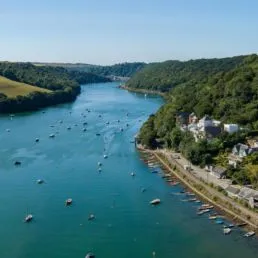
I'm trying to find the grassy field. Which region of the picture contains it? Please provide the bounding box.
[0,76,51,98]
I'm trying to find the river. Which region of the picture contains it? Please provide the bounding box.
[0,82,257,258]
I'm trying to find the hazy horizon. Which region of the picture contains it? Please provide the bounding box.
[1,0,258,65]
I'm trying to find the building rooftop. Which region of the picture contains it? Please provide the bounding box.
[225,185,240,195]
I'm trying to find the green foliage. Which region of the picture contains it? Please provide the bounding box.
[35,62,146,78]
[135,54,258,188]
[138,115,157,149]
[0,62,110,113]
[126,56,246,92]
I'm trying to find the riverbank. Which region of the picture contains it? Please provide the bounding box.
[137,144,258,232]
[118,84,166,98]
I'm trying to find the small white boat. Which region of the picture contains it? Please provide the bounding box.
[223,228,232,235]
[37,179,44,184]
[131,172,136,177]
[197,209,210,215]
[85,253,95,258]
[103,154,108,159]
[66,198,73,206]
[98,162,102,166]
[35,138,40,142]
[150,198,161,205]
[83,128,87,132]
[49,134,55,138]
[88,214,95,220]
[24,214,33,222]
[244,231,255,237]
[98,168,102,172]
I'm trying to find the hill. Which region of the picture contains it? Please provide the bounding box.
[0,76,51,98]
[126,56,246,92]
[136,54,258,187]
[33,62,146,78]
[0,62,110,113]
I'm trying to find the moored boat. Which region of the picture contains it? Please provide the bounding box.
[244,231,255,237]
[24,214,33,222]
[223,227,232,235]
[150,198,161,205]
[197,209,210,215]
[37,179,44,184]
[88,214,95,221]
[85,253,95,258]
[66,198,73,206]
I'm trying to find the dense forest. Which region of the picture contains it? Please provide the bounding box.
[134,54,258,187]
[0,62,110,113]
[34,62,146,78]
[126,56,246,92]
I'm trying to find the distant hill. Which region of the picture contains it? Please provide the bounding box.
[33,62,146,78]
[0,62,110,113]
[126,56,246,92]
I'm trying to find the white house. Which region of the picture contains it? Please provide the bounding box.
[198,115,213,130]
[224,124,239,134]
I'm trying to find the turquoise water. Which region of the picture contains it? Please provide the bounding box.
[0,82,257,258]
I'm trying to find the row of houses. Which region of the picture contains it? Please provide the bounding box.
[176,112,239,142]
[224,185,258,209]
[177,111,258,167]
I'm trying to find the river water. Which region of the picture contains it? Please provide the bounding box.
[0,82,257,258]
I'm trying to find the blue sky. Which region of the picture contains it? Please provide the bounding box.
[0,0,258,64]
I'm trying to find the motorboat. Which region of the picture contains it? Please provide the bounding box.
[197,209,210,215]
[215,219,224,224]
[103,154,108,159]
[244,231,255,237]
[88,214,95,221]
[131,172,136,177]
[49,134,55,138]
[85,253,95,258]
[24,214,33,222]
[150,199,161,205]
[35,138,39,142]
[37,179,44,184]
[98,162,102,166]
[66,198,73,206]
[96,133,101,136]
[223,227,232,235]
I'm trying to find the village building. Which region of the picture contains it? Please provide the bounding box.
[205,165,227,179]
[188,112,198,124]
[225,185,240,198]
[249,195,258,209]
[176,111,191,126]
[210,166,227,179]
[224,124,239,134]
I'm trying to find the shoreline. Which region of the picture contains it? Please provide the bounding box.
[118,84,166,98]
[137,144,258,233]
